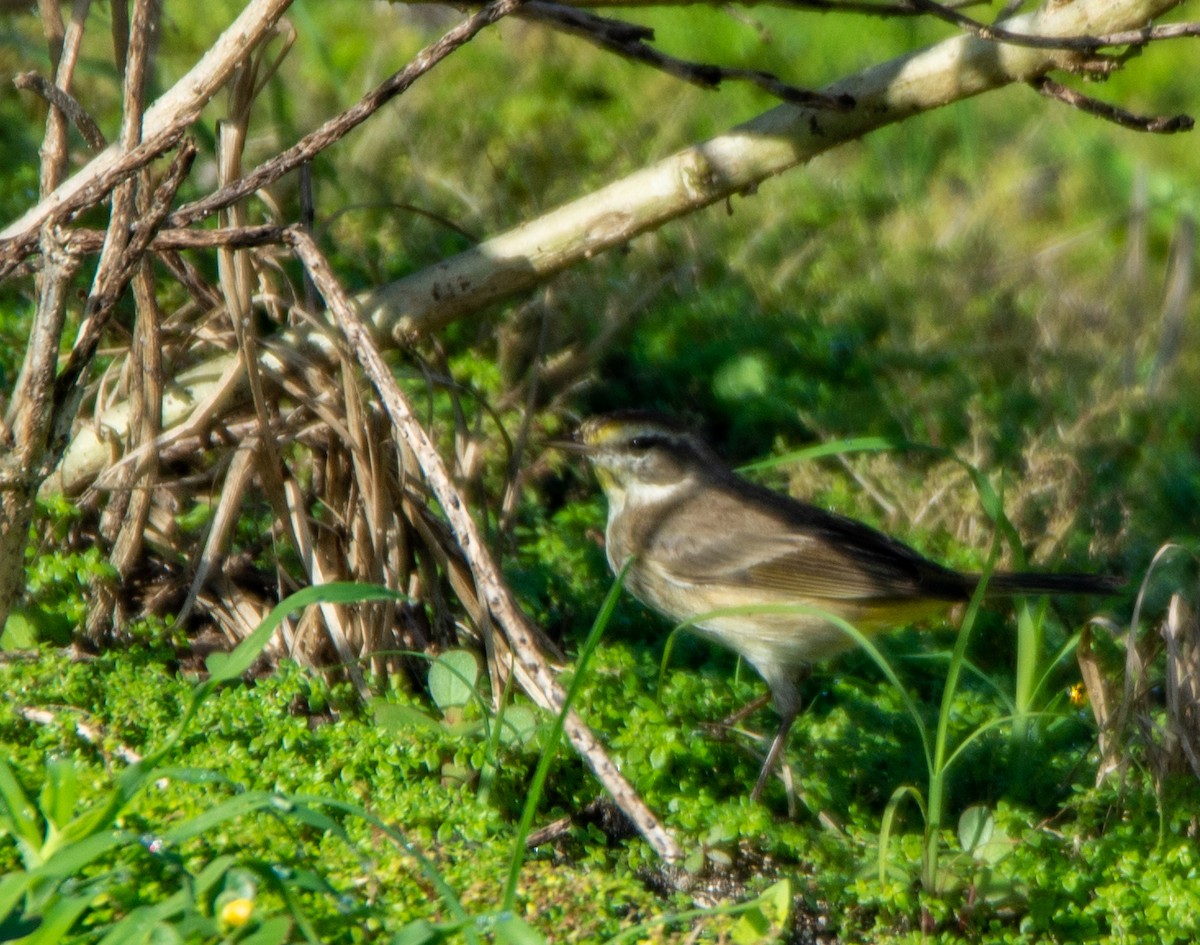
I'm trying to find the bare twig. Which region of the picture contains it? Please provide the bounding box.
[52,139,197,440]
[1,0,295,243]
[14,71,107,151]
[1031,75,1193,134]
[169,0,530,229]
[63,223,290,253]
[37,0,92,196]
[287,226,683,863]
[0,123,189,278]
[524,2,854,109]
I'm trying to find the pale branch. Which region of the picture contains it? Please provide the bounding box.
[523,1,854,109]
[38,0,93,197]
[1030,75,1194,133]
[167,0,530,230]
[14,70,107,151]
[909,0,1200,52]
[363,0,1187,343]
[286,226,684,864]
[0,0,295,243]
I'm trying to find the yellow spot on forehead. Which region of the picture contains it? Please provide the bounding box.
[579,415,674,447]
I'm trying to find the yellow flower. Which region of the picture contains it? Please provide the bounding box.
[219,897,255,928]
[1069,682,1088,708]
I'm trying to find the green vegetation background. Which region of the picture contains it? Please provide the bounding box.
[2,1,1200,942]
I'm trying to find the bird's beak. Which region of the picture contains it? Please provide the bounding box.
[545,436,591,456]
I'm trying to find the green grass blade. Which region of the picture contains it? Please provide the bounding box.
[501,562,629,913]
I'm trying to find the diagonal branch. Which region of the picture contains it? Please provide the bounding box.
[1030,75,1193,134]
[523,1,854,109]
[168,0,530,229]
[0,0,295,244]
[286,226,684,864]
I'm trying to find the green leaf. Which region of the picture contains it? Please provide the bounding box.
[21,894,92,945]
[757,879,792,925]
[206,584,404,683]
[0,612,37,651]
[39,757,80,832]
[372,702,442,734]
[240,916,292,945]
[428,650,479,711]
[36,829,131,881]
[0,757,42,856]
[390,918,443,945]
[494,915,547,945]
[958,805,994,855]
[497,705,538,746]
[161,792,280,843]
[0,873,32,927]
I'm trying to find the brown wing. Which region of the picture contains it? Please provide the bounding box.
[647,476,970,603]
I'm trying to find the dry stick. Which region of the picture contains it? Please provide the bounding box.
[0,123,188,278]
[14,71,107,152]
[51,141,196,453]
[287,227,683,863]
[168,0,529,230]
[1030,75,1193,134]
[1,0,295,243]
[63,224,290,253]
[37,0,92,197]
[524,2,853,109]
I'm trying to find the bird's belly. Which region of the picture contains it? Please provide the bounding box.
[627,573,949,670]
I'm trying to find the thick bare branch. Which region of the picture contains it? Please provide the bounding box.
[364,0,1187,342]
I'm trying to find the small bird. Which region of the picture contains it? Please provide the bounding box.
[570,410,1120,800]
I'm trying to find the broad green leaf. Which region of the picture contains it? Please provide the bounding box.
[730,907,770,945]
[497,705,538,746]
[757,879,792,924]
[0,873,33,928]
[391,918,443,945]
[428,650,479,711]
[21,893,92,945]
[36,829,130,880]
[0,612,37,651]
[372,702,442,734]
[958,805,994,855]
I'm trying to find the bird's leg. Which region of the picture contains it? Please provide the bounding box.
[750,706,798,802]
[749,665,812,802]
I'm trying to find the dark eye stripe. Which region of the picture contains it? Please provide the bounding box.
[628,434,671,451]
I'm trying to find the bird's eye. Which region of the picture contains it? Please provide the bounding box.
[628,436,654,451]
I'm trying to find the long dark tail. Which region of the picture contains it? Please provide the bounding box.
[976,571,1124,597]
